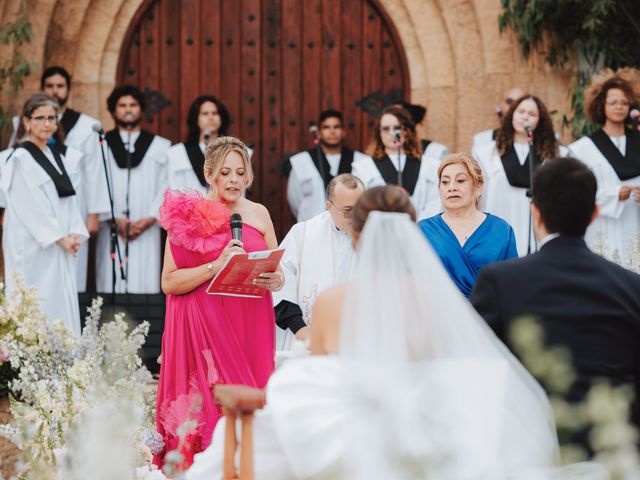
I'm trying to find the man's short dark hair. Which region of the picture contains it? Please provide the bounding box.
[107,84,146,114]
[532,157,597,236]
[40,66,72,90]
[318,109,343,126]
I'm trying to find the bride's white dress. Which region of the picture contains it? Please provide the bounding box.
[186,212,608,480]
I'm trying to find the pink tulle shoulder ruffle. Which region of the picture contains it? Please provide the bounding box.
[159,190,230,253]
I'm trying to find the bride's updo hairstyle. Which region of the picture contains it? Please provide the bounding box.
[204,136,254,188]
[352,185,416,237]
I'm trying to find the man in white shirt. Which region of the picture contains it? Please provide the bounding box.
[284,110,366,222]
[274,173,365,349]
[96,85,170,294]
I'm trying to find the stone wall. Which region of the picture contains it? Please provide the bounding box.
[0,0,575,151]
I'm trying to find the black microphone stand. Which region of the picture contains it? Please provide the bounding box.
[125,126,133,294]
[98,130,126,307]
[525,130,537,255]
[395,132,403,188]
[312,129,327,198]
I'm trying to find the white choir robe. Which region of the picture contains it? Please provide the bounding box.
[569,136,640,258]
[96,131,170,294]
[0,148,13,207]
[9,112,111,291]
[474,141,568,257]
[287,149,367,222]
[351,152,443,221]
[273,211,355,350]
[166,142,209,195]
[0,146,88,336]
[423,140,448,162]
[471,128,495,159]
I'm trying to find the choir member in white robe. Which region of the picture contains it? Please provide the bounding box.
[166,95,233,195]
[274,174,364,350]
[398,101,449,163]
[471,87,525,159]
[475,95,566,257]
[285,110,366,222]
[569,70,640,259]
[1,94,88,336]
[352,105,441,220]
[96,85,170,294]
[7,66,111,291]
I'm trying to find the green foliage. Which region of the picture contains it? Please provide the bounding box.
[499,0,640,139]
[0,1,37,146]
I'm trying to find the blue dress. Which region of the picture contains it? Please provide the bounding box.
[418,213,518,297]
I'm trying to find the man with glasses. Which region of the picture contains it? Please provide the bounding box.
[4,66,110,292]
[274,173,365,349]
[471,87,525,159]
[284,110,367,222]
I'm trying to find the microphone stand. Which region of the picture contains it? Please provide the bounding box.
[312,130,327,198]
[98,130,126,307]
[525,130,537,255]
[125,126,132,294]
[395,133,403,188]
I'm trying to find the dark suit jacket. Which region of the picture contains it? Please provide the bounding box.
[470,235,640,425]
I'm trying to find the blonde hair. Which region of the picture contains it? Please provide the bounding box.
[204,136,254,188]
[438,152,484,207]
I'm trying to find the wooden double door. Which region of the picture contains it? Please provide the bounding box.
[118,0,409,237]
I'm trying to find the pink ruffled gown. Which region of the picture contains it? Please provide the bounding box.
[155,191,275,468]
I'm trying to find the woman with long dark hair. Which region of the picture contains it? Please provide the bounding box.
[569,69,640,259]
[352,105,441,220]
[474,95,566,256]
[166,95,231,194]
[0,93,87,335]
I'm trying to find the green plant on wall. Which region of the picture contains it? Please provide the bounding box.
[0,1,37,147]
[499,0,640,138]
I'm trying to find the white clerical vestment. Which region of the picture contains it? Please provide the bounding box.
[166,142,209,195]
[351,152,442,221]
[96,130,170,294]
[287,149,366,222]
[475,141,568,257]
[569,135,640,258]
[0,145,88,336]
[273,211,355,350]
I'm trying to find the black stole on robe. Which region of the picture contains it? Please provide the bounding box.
[183,142,208,187]
[105,129,155,169]
[19,141,76,197]
[589,128,640,180]
[373,154,420,195]
[306,147,355,188]
[59,108,81,136]
[421,139,432,152]
[500,145,540,189]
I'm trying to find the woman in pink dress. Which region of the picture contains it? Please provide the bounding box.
[155,136,282,469]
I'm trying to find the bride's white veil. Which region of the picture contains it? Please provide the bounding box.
[336,211,581,479]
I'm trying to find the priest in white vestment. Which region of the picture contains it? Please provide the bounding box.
[7,66,110,291]
[569,69,640,259]
[352,106,442,220]
[1,94,88,336]
[285,110,367,222]
[474,95,567,256]
[96,85,170,294]
[274,173,365,350]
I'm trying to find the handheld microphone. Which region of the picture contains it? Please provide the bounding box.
[394,130,402,148]
[524,122,533,140]
[230,213,243,244]
[203,129,212,145]
[309,124,320,145]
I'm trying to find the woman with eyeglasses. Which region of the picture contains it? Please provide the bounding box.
[569,69,640,259]
[351,105,441,220]
[0,93,88,336]
[474,95,567,256]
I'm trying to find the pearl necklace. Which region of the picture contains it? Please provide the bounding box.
[442,212,485,243]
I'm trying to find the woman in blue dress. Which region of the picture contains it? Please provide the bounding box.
[419,152,517,296]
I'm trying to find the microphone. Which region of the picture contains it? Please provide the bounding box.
[230,213,243,244]
[203,129,212,145]
[524,122,533,140]
[394,130,402,148]
[630,109,640,121]
[309,124,320,145]
[92,123,105,141]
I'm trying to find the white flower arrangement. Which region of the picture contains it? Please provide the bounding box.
[0,276,167,480]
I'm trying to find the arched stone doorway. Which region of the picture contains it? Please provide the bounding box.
[116,0,410,236]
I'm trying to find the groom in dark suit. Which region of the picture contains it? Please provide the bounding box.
[470,157,640,427]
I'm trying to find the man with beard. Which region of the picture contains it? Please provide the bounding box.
[284,110,367,222]
[6,66,110,292]
[96,85,170,294]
